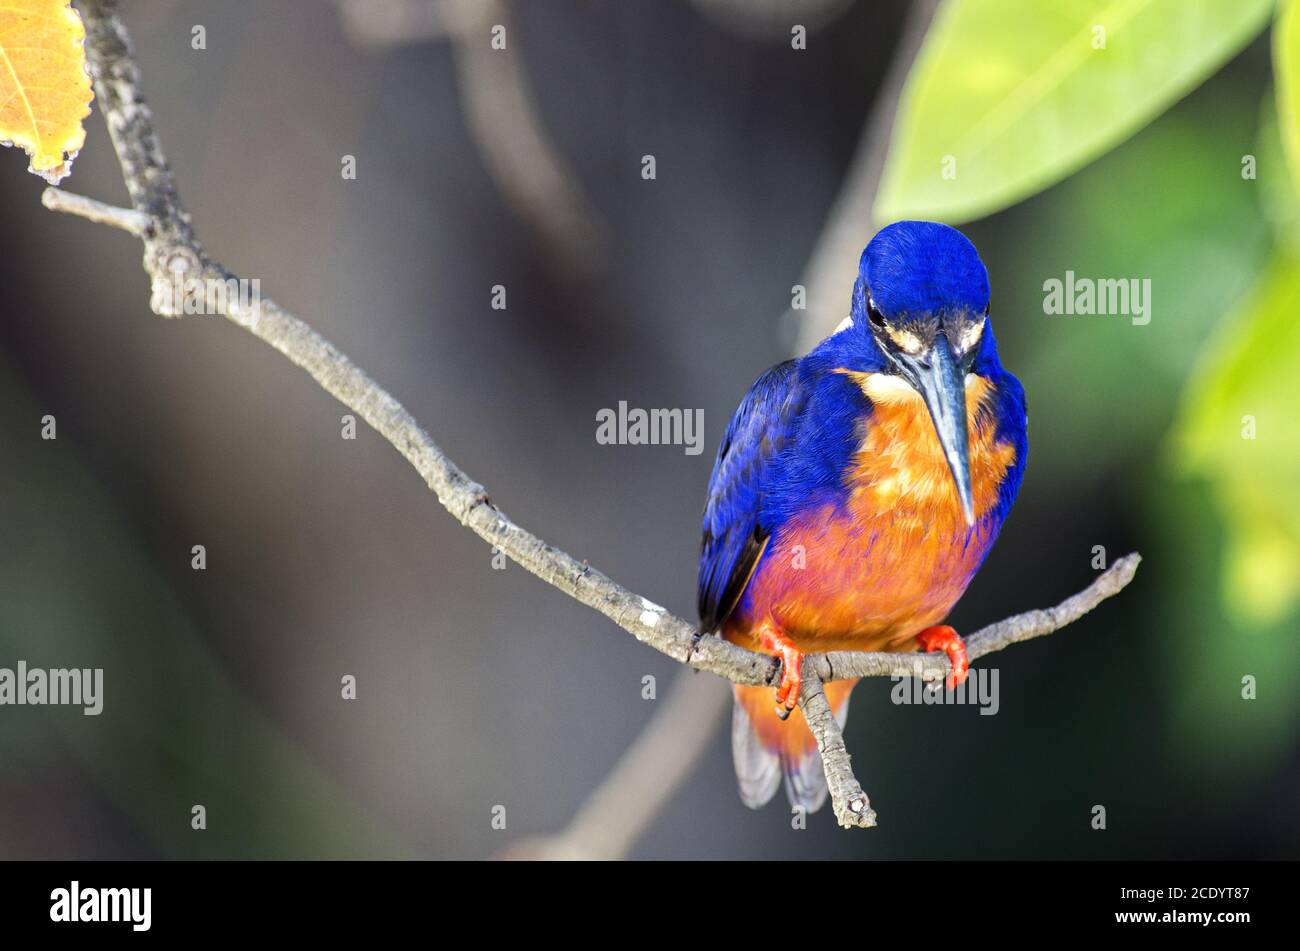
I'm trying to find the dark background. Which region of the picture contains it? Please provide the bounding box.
[0,0,1294,859]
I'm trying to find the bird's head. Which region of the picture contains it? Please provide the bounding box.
[829,220,995,526]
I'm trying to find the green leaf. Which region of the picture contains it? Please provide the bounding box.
[1172,248,1300,623]
[876,0,1273,225]
[994,87,1269,487]
[1274,0,1300,196]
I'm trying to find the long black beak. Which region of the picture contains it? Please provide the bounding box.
[896,333,975,526]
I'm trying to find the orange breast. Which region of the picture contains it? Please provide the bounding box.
[724,373,1016,654]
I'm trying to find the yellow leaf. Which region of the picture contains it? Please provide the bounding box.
[0,0,93,183]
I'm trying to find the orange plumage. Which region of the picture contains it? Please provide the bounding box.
[720,371,1019,810]
[723,373,1016,655]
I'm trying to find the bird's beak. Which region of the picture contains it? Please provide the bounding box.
[897,333,975,526]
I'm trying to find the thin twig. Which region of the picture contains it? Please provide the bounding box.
[815,553,1143,684]
[63,0,1141,831]
[42,186,150,236]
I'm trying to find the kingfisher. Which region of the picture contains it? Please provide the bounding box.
[698,221,1027,811]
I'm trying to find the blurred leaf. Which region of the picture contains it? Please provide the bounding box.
[1254,84,1300,243]
[1274,0,1300,197]
[0,0,93,183]
[993,84,1270,487]
[1172,248,1300,623]
[876,0,1272,224]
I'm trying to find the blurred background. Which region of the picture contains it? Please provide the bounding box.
[0,0,1296,859]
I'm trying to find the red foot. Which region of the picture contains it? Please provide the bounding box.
[759,622,803,720]
[915,625,969,691]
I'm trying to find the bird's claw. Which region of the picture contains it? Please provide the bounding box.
[760,624,803,719]
[916,624,969,691]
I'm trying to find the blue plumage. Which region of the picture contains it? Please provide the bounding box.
[699,220,1026,634]
[698,221,1028,812]
[854,220,991,321]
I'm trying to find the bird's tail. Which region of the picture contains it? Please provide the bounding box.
[731,679,857,812]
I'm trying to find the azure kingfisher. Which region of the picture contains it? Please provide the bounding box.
[698,221,1027,811]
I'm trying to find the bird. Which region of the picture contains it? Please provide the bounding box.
[697,220,1027,812]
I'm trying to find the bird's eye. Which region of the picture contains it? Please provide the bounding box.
[867,298,886,328]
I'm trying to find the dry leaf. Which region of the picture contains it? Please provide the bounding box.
[0,0,94,184]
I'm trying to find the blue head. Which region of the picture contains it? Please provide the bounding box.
[817,221,1001,525]
[853,220,989,324]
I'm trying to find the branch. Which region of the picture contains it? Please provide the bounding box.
[798,672,875,827]
[727,545,1148,830]
[59,0,1141,833]
[41,186,149,235]
[814,552,1144,684]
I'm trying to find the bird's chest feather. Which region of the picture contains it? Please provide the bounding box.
[726,374,1017,653]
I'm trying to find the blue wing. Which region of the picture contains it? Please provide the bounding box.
[698,360,806,632]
